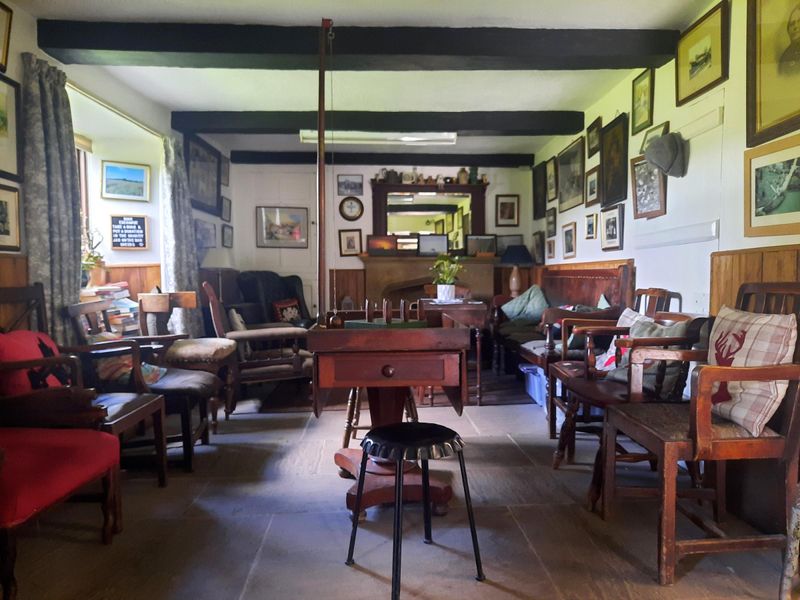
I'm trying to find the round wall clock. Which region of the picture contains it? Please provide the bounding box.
[339,196,363,221]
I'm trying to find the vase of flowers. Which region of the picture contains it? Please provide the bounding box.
[430,254,464,301]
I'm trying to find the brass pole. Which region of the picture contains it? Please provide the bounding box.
[317,18,332,322]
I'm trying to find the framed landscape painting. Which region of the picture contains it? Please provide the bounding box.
[101,161,150,201]
[744,131,800,236]
[557,137,585,213]
[630,155,667,219]
[256,206,308,248]
[185,134,222,216]
[600,113,629,207]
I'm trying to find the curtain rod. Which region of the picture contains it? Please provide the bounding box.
[66,81,164,139]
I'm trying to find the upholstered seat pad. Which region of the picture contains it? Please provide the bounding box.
[166,338,236,363]
[148,367,220,397]
[251,348,312,360]
[93,392,162,422]
[226,326,308,342]
[0,428,119,528]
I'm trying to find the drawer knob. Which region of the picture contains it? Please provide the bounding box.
[381,365,395,378]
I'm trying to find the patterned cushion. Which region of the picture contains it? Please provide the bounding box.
[0,330,67,395]
[165,338,237,363]
[227,308,251,358]
[273,298,301,323]
[87,331,166,386]
[710,305,797,437]
[595,308,654,371]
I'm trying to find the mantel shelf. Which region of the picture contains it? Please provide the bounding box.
[358,255,497,264]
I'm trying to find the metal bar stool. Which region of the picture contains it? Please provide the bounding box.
[345,421,485,599]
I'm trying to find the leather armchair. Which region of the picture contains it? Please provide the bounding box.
[235,270,314,328]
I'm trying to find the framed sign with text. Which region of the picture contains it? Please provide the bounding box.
[110,215,148,250]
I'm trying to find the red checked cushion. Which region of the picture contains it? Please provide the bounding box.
[710,306,797,436]
[0,330,68,396]
[0,428,119,528]
[273,298,301,322]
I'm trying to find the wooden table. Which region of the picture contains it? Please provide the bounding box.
[308,327,470,515]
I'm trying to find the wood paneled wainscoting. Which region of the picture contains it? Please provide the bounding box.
[100,263,162,299]
[0,254,28,327]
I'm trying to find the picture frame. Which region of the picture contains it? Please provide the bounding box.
[418,234,448,257]
[185,133,222,217]
[546,239,555,259]
[101,160,150,202]
[255,206,308,249]
[339,229,362,256]
[221,224,234,248]
[0,182,19,251]
[434,218,445,234]
[677,0,730,107]
[545,157,558,202]
[747,0,800,147]
[585,213,597,239]
[397,234,420,254]
[631,155,667,219]
[462,211,471,235]
[532,231,545,265]
[495,194,520,227]
[445,212,454,233]
[600,113,629,207]
[533,161,547,219]
[743,131,800,237]
[586,116,602,158]
[193,219,216,249]
[110,215,148,250]
[631,68,655,135]
[0,3,12,73]
[0,73,22,182]
[455,206,464,229]
[497,234,524,257]
[600,205,625,251]
[545,207,557,238]
[639,121,670,154]
[221,196,232,222]
[220,155,230,187]
[562,222,577,259]
[465,234,497,257]
[585,165,601,207]
[366,235,398,256]
[337,174,363,196]
[557,136,585,213]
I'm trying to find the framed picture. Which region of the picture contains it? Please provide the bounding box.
[466,234,497,257]
[545,157,558,202]
[101,160,150,202]
[455,206,464,228]
[631,68,655,135]
[339,229,362,256]
[194,219,216,248]
[0,3,12,73]
[546,239,555,259]
[562,222,577,259]
[585,213,597,239]
[747,0,800,147]
[533,161,547,219]
[337,174,363,196]
[397,234,419,254]
[110,215,148,250]
[600,205,624,251]
[366,235,398,256]
[434,218,445,234]
[0,73,22,182]
[255,206,308,248]
[221,155,230,187]
[677,0,730,107]
[443,212,454,233]
[462,211,471,234]
[631,155,667,219]
[0,183,19,251]
[585,165,601,207]
[640,121,670,154]
[744,131,800,237]
[532,231,545,265]
[221,196,232,222]
[557,137,585,213]
[185,134,222,216]
[545,207,557,238]
[600,113,629,207]
[418,234,448,257]
[221,224,234,248]
[495,194,520,227]
[497,234,524,257]
[586,116,602,158]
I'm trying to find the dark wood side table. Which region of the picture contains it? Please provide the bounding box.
[308,327,469,516]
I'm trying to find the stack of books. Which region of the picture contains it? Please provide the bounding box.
[80,282,140,335]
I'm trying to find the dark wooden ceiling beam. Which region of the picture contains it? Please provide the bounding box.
[39,21,678,70]
[230,152,533,168]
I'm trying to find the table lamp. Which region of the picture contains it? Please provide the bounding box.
[501,245,533,298]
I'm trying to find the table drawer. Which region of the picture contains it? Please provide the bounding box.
[317,352,461,388]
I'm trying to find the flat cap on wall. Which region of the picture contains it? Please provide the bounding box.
[645,132,689,178]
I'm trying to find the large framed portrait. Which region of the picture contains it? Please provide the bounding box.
[185,134,222,216]
[0,73,21,182]
[545,157,558,202]
[600,113,629,207]
[630,155,667,219]
[744,131,800,236]
[256,206,308,248]
[631,68,654,135]
[533,161,547,220]
[0,182,19,251]
[676,1,730,106]
[557,137,585,213]
[600,204,624,251]
[747,0,800,147]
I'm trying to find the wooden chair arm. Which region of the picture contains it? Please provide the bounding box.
[226,327,307,343]
[129,334,189,344]
[556,318,618,359]
[0,387,107,429]
[615,336,694,349]
[0,354,84,387]
[573,325,630,337]
[540,307,619,325]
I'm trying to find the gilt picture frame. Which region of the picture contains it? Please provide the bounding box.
[676,1,730,107]
[631,68,655,135]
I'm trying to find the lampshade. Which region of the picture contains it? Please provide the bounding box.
[500,245,533,266]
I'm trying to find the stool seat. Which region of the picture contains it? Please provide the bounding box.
[362,422,464,461]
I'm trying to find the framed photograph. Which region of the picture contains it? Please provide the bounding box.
[562,222,577,259]
[397,234,420,254]
[744,131,800,237]
[462,211,471,234]
[445,212,454,233]
[0,183,19,251]
[185,134,222,216]
[545,207,557,238]
[255,206,308,248]
[532,231,545,265]
[747,0,800,147]
[533,161,547,219]
[631,68,655,135]
[434,218,445,234]
[631,155,667,219]
[366,235,398,256]
[546,239,555,259]
[455,206,464,228]
[640,121,670,154]
[585,213,597,239]
[221,224,234,248]
[110,215,148,250]
[221,155,230,187]
[418,234,448,257]
[0,73,22,182]
[221,196,232,222]
[339,229,362,256]
[677,0,730,107]
[557,137,585,213]
[600,113,629,207]
[194,219,216,248]
[495,194,520,227]
[586,116,602,158]
[0,3,12,73]
[465,234,497,257]
[337,174,363,196]
[546,157,558,202]
[600,205,625,251]
[101,160,150,202]
[497,234,524,257]
[585,165,601,207]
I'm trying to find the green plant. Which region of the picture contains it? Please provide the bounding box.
[81,229,104,271]
[430,254,464,285]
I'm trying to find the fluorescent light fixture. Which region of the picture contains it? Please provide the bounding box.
[299,130,457,146]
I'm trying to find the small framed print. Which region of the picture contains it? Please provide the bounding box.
[677,0,730,107]
[366,234,398,256]
[465,234,497,257]
[0,183,19,251]
[221,155,231,187]
[546,157,558,202]
[194,219,216,249]
[631,68,655,135]
[586,116,602,158]
[256,206,308,249]
[585,213,597,239]
[585,165,601,206]
[532,231,545,265]
[339,229,362,256]
[562,222,577,259]
[600,205,624,251]
[102,161,150,202]
[0,3,11,73]
[0,73,20,182]
[417,234,448,257]
[221,224,234,248]
[640,121,670,154]
[545,207,557,238]
[221,196,232,222]
[546,239,555,259]
[631,155,667,219]
[337,174,363,196]
[495,194,520,227]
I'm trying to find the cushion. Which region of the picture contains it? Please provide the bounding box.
[165,337,237,363]
[87,331,166,386]
[595,308,654,371]
[709,305,797,437]
[228,308,252,359]
[501,285,549,322]
[597,294,611,309]
[0,330,68,396]
[273,298,301,323]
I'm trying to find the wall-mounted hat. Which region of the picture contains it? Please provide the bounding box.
[644,132,689,178]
